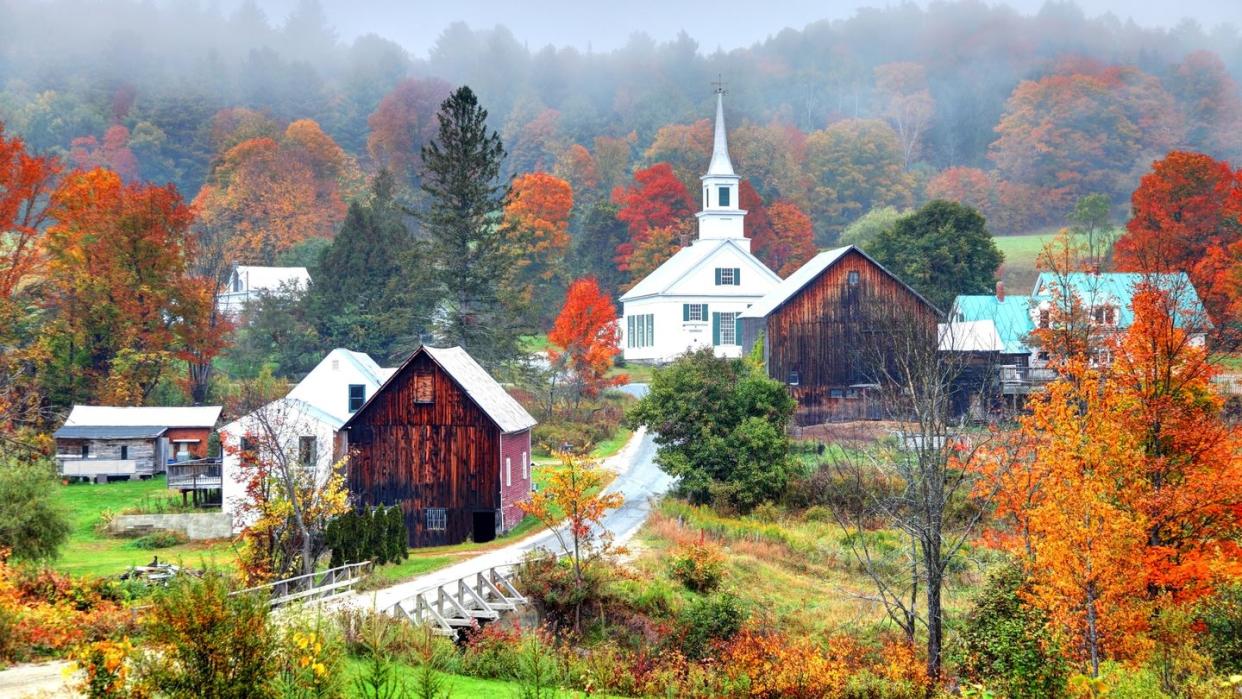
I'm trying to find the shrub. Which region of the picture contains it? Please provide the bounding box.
[516,552,612,634]
[459,621,526,680]
[750,502,784,524]
[0,561,135,664]
[133,572,277,698]
[954,563,1067,699]
[679,593,747,660]
[326,506,407,568]
[1197,583,1242,675]
[275,614,345,699]
[514,631,562,699]
[0,456,71,561]
[668,541,725,593]
[803,505,831,523]
[70,639,135,699]
[132,530,188,550]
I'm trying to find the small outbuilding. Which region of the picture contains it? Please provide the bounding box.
[54,405,223,482]
[341,346,537,548]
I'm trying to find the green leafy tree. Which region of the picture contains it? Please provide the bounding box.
[0,456,70,561]
[868,200,1003,311]
[839,206,905,250]
[956,563,1068,699]
[625,348,795,511]
[418,85,518,368]
[308,170,414,363]
[1067,193,1114,264]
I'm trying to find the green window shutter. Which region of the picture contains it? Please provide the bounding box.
[734,267,741,285]
[701,303,708,319]
[683,304,689,322]
[714,268,722,285]
[711,313,721,346]
[735,315,743,346]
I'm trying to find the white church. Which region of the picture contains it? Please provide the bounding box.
[620,89,781,363]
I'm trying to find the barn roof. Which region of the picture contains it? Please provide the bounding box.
[740,245,940,319]
[63,405,222,429]
[53,425,168,440]
[343,346,537,435]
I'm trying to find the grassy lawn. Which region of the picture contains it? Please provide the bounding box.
[1214,354,1242,372]
[54,476,237,578]
[520,334,553,354]
[611,362,653,384]
[992,227,1124,292]
[633,499,993,637]
[344,657,608,698]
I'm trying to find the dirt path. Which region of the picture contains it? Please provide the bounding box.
[0,660,77,698]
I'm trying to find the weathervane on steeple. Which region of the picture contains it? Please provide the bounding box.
[711,74,728,95]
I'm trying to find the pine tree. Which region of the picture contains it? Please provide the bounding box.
[307,170,413,362]
[572,200,629,301]
[418,86,518,367]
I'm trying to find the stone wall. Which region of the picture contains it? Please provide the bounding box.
[109,512,232,541]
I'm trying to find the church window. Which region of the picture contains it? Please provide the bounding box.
[627,314,655,348]
[713,312,741,346]
[683,303,708,322]
[718,186,730,207]
[715,267,740,286]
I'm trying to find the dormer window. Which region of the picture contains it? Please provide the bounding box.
[348,384,365,412]
[715,267,740,286]
[718,186,730,207]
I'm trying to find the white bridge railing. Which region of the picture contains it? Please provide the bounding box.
[386,566,526,636]
[234,560,373,607]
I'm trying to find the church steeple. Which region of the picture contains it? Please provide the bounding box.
[706,90,735,176]
[696,83,748,248]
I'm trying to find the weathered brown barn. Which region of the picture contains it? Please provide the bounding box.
[341,346,537,548]
[740,245,942,424]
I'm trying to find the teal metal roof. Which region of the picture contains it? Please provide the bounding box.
[950,295,1035,354]
[1031,272,1209,329]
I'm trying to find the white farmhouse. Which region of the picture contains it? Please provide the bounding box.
[620,89,781,363]
[215,265,311,317]
[218,348,394,527]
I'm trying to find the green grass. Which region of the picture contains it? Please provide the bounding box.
[343,656,617,698]
[992,227,1124,292]
[1213,354,1242,372]
[54,476,236,577]
[590,426,632,459]
[611,362,653,384]
[520,334,553,353]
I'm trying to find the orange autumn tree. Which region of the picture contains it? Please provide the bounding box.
[500,171,573,326]
[41,168,213,405]
[756,200,816,277]
[982,284,1242,675]
[193,119,358,264]
[0,123,60,433]
[548,277,625,413]
[623,223,684,291]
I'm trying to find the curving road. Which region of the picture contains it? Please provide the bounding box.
[345,384,672,612]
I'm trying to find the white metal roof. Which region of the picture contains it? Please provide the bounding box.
[938,320,1005,352]
[741,246,851,318]
[233,265,310,291]
[64,405,222,429]
[422,346,537,434]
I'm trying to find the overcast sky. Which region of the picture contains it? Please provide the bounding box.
[244,0,1240,55]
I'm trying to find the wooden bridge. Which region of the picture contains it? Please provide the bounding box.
[233,561,373,607]
[385,566,527,636]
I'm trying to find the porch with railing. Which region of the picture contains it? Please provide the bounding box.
[166,458,223,491]
[998,365,1058,395]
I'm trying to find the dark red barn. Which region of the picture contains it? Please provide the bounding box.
[341,345,537,547]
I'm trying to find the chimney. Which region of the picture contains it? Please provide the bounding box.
[996,280,1005,302]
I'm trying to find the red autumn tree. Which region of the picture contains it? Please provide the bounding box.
[1114,151,1242,326]
[501,171,574,325]
[69,125,138,182]
[548,277,625,410]
[757,201,816,277]
[42,169,214,404]
[366,77,453,182]
[612,163,694,273]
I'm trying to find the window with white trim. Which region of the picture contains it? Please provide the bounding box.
[298,436,316,467]
[685,303,706,322]
[522,451,529,480]
[715,311,740,346]
[626,314,655,348]
[505,456,512,487]
[425,508,446,532]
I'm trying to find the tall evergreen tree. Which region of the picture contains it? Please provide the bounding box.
[418,86,518,367]
[307,170,414,362]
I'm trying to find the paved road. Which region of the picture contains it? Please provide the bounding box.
[347,408,670,612]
